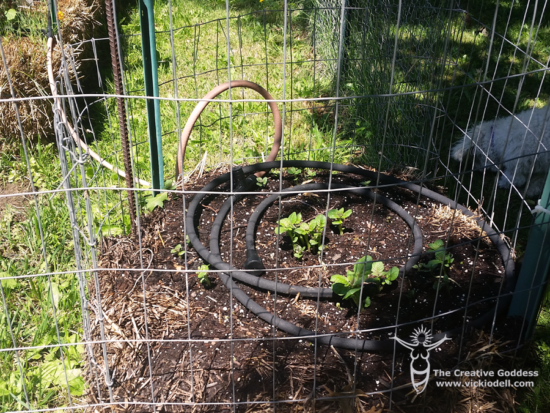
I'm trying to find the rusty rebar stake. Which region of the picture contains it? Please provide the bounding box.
[105,0,137,236]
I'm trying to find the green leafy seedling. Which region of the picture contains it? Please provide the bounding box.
[371,262,399,286]
[327,208,352,235]
[331,256,374,308]
[360,180,371,186]
[295,214,326,252]
[307,214,326,251]
[275,212,327,258]
[287,167,302,179]
[275,212,303,258]
[305,169,317,178]
[275,212,301,241]
[331,256,399,308]
[413,239,456,292]
[171,244,185,257]
[197,264,211,287]
[295,221,312,251]
[256,176,268,188]
[293,244,305,259]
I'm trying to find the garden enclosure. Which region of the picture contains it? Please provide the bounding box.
[0,0,550,411]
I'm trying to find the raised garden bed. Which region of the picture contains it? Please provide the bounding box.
[87,163,518,411]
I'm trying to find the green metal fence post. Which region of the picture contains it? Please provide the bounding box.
[139,0,164,193]
[508,169,550,340]
[49,0,58,33]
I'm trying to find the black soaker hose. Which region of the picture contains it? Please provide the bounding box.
[208,183,423,297]
[186,161,516,351]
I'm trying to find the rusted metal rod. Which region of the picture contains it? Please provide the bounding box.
[105,0,137,235]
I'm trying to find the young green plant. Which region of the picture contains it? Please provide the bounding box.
[327,207,352,235]
[305,168,317,179]
[171,244,185,257]
[197,264,211,287]
[413,239,456,292]
[286,167,302,180]
[274,212,327,258]
[330,256,399,308]
[256,176,268,188]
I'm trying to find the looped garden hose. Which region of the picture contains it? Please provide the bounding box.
[176,80,282,179]
[186,161,516,351]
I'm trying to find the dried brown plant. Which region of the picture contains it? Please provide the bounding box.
[0,0,101,144]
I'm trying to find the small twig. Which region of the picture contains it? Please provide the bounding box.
[202,204,219,214]
[127,249,154,296]
[130,315,141,340]
[331,345,352,384]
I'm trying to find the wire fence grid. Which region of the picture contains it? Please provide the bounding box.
[1,0,549,411]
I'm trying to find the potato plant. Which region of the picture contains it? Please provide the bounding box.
[413,239,456,292]
[197,264,211,287]
[330,256,399,308]
[327,208,352,235]
[274,212,327,258]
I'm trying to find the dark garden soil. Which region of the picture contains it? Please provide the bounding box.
[87,167,523,413]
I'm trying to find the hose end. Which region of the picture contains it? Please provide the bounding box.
[244,249,266,276]
[231,166,247,192]
[231,166,257,193]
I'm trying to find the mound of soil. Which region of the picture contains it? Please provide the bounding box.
[87,167,520,412]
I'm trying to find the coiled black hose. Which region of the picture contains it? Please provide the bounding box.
[208,183,423,297]
[186,161,515,351]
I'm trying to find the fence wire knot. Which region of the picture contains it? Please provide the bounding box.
[76,153,90,164]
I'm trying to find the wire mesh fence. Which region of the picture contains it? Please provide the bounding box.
[1,0,549,411]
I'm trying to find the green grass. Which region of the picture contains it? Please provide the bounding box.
[316,0,550,249]
[89,0,349,190]
[0,3,46,38]
[0,143,86,411]
[436,2,550,251]
[517,293,550,412]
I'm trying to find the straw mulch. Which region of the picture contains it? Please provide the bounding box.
[0,0,101,144]
[85,182,527,412]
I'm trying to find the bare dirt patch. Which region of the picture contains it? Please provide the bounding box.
[0,181,30,221]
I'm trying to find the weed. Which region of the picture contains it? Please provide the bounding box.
[327,208,352,235]
[0,194,85,409]
[145,192,168,212]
